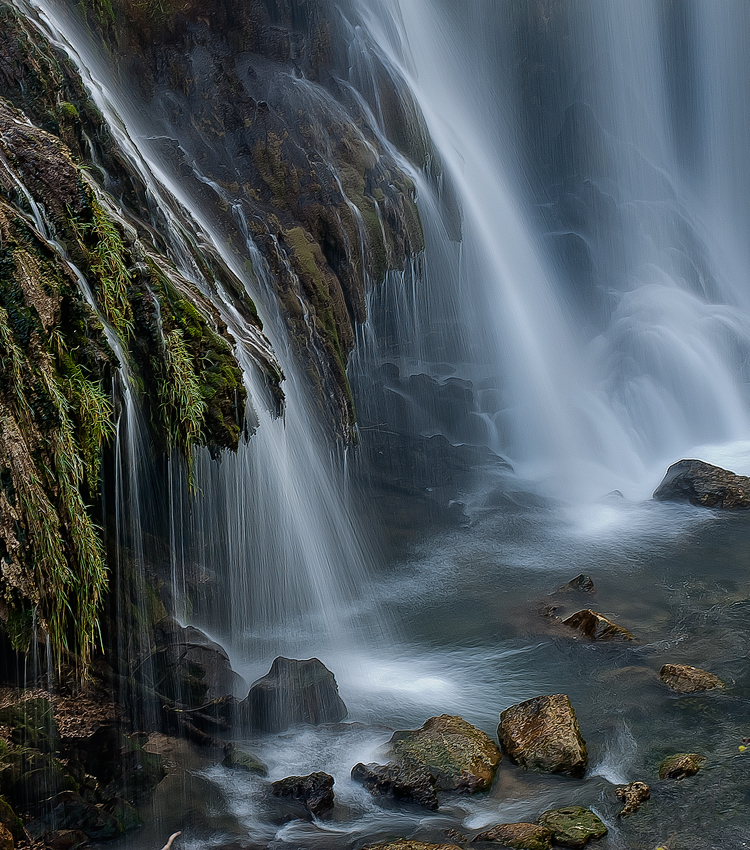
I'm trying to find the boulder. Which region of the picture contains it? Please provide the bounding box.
[351,761,438,810]
[270,772,334,818]
[27,791,121,841]
[615,781,650,817]
[0,747,73,810]
[361,843,463,850]
[222,747,268,775]
[240,657,347,733]
[43,831,90,850]
[473,822,552,848]
[562,610,634,641]
[0,824,11,850]
[653,459,750,509]
[498,695,587,777]
[148,618,246,709]
[658,753,705,780]
[659,664,724,694]
[389,714,501,792]
[0,697,60,753]
[536,807,607,848]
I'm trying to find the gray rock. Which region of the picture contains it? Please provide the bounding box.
[270,771,334,818]
[351,761,438,810]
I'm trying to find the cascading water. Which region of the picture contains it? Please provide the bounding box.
[349,0,750,502]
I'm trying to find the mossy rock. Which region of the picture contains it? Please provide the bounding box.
[222,748,268,776]
[659,664,724,694]
[536,807,607,848]
[0,697,60,753]
[389,714,501,793]
[658,753,705,780]
[361,842,463,850]
[473,822,552,848]
[0,746,75,810]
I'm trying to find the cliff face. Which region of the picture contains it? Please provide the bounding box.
[0,0,425,674]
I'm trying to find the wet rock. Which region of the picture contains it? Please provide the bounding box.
[0,697,60,753]
[559,575,596,593]
[351,761,438,810]
[101,797,142,833]
[27,791,121,841]
[361,842,463,850]
[444,829,467,844]
[270,771,334,818]
[653,459,750,509]
[615,781,650,817]
[44,831,90,850]
[659,664,725,694]
[388,714,502,792]
[472,822,552,848]
[222,747,268,776]
[148,618,246,709]
[562,610,634,641]
[658,753,705,780]
[498,694,588,777]
[241,657,347,733]
[537,807,608,848]
[0,747,73,810]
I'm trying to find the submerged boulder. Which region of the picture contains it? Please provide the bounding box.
[615,781,650,817]
[559,575,596,594]
[351,761,438,810]
[498,694,587,777]
[659,664,725,694]
[241,657,347,733]
[270,772,334,818]
[658,753,705,780]
[472,822,552,848]
[562,610,634,641]
[653,459,750,509]
[536,807,607,848]
[389,714,501,793]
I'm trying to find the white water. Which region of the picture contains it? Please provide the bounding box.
[350,0,750,502]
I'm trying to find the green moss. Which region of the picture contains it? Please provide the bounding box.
[58,101,79,120]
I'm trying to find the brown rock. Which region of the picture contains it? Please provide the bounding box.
[659,664,724,694]
[497,694,587,777]
[389,714,502,792]
[653,459,750,508]
[473,822,552,848]
[361,843,463,850]
[562,610,634,641]
[0,824,12,850]
[615,781,650,817]
[658,753,705,780]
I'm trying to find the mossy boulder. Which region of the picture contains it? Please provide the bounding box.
[562,610,634,641]
[222,747,268,776]
[658,753,705,780]
[389,714,502,793]
[498,694,587,777]
[536,807,607,848]
[270,771,334,818]
[26,790,121,841]
[0,697,59,753]
[0,746,74,810]
[473,822,552,848]
[659,664,724,694]
[653,459,750,508]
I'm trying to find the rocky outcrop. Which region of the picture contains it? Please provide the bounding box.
[240,656,347,733]
[498,694,587,777]
[536,807,607,848]
[562,610,634,641]
[659,664,724,694]
[351,761,438,810]
[658,753,705,780]
[270,771,334,818]
[473,822,552,848]
[388,714,501,793]
[653,459,750,509]
[615,781,650,817]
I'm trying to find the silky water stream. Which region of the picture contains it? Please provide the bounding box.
[11,0,750,848]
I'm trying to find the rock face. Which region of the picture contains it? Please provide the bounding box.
[270,772,334,818]
[659,664,725,694]
[498,695,588,777]
[615,781,650,817]
[389,714,502,793]
[653,459,750,508]
[351,761,439,810]
[473,822,552,848]
[562,610,634,641]
[658,753,705,780]
[536,807,607,848]
[240,657,347,733]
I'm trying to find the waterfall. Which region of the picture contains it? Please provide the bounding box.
[350,0,750,502]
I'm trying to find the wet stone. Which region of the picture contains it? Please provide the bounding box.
[361,842,463,850]
[658,753,705,780]
[222,747,268,775]
[473,822,553,849]
[562,609,634,641]
[653,459,750,508]
[659,664,725,694]
[351,761,438,810]
[536,807,608,848]
[270,771,334,818]
[559,574,596,593]
[615,781,650,817]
